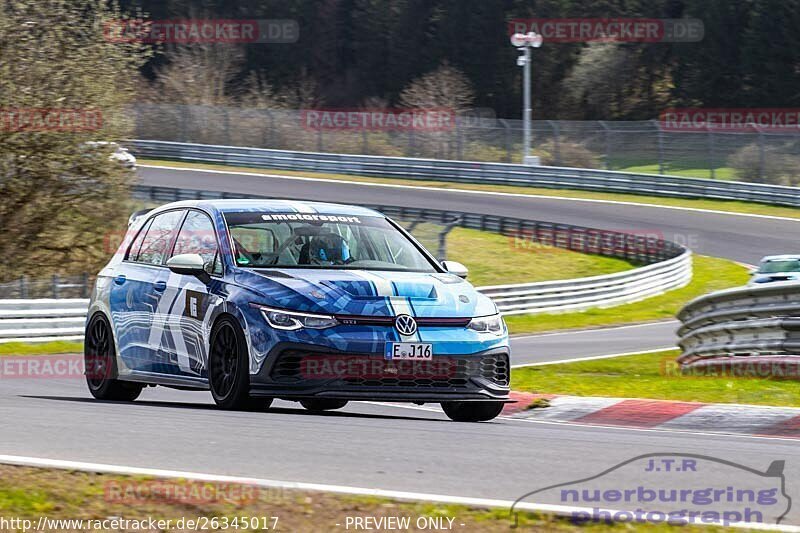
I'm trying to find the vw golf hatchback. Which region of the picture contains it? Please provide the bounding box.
[85,200,510,421]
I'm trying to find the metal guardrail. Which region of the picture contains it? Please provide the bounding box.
[483,251,691,315]
[677,282,800,369]
[131,140,800,208]
[0,299,88,343]
[0,186,692,342]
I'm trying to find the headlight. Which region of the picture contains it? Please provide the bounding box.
[256,305,338,331]
[467,314,505,335]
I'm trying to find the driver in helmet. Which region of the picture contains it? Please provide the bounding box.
[308,233,351,265]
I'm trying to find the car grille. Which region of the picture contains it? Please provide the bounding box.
[270,350,509,388]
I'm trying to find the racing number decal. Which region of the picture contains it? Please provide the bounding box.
[184,290,207,321]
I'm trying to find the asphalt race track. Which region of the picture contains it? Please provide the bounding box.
[3,165,799,525]
[139,165,799,264]
[2,378,799,524]
[509,321,679,367]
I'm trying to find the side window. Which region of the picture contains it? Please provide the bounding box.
[126,218,153,261]
[137,210,185,266]
[230,225,276,258]
[172,210,223,275]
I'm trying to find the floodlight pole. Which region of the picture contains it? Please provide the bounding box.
[522,45,532,162]
[511,32,543,165]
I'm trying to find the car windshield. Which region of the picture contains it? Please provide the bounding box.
[759,260,800,274]
[223,211,438,272]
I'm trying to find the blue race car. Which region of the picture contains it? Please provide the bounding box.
[85,200,510,421]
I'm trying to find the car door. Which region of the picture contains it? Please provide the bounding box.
[159,209,224,379]
[110,209,186,374]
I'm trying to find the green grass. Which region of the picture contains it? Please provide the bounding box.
[141,158,800,220]
[0,464,747,531]
[2,464,736,532]
[505,255,749,335]
[452,228,632,286]
[512,349,800,407]
[410,225,633,287]
[618,164,737,180]
[0,341,82,356]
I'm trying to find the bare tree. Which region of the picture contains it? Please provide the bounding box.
[399,62,475,112]
[239,71,283,109]
[151,44,245,105]
[360,96,390,109]
[560,42,672,119]
[0,0,150,280]
[398,62,475,158]
[276,70,324,109]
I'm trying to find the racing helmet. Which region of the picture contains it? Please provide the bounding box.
[309,233,350,264]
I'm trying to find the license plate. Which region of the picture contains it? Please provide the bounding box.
[386,342,433,360]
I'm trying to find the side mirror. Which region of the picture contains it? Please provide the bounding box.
[167,254,211,283]
[441,260,468,279]
[749,267,758,276]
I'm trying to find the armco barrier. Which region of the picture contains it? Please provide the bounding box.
[482,251,691,315]
[677,282,800,369]
[0,299,88,342]
[0,188,692,342]
[131,140,800,208]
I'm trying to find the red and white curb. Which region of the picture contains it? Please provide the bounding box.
[504,392,800,438]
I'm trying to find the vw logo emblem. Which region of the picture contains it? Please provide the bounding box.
[395,314,418,336]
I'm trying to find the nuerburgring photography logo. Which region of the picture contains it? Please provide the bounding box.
[511,453,791,527]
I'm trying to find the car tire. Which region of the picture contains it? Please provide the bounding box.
[209,316,260,410]
[299,399,348,412]
[441,401,504,422]
[84,314,143,402]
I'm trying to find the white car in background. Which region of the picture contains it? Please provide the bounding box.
[748,255,800,285]
[83,141,137,169]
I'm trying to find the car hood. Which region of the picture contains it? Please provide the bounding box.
[236,268,497,318]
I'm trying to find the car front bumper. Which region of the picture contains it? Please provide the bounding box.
[249,342,511,402]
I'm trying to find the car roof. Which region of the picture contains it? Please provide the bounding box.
[148,199,385,218]
[760,255,800,262]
